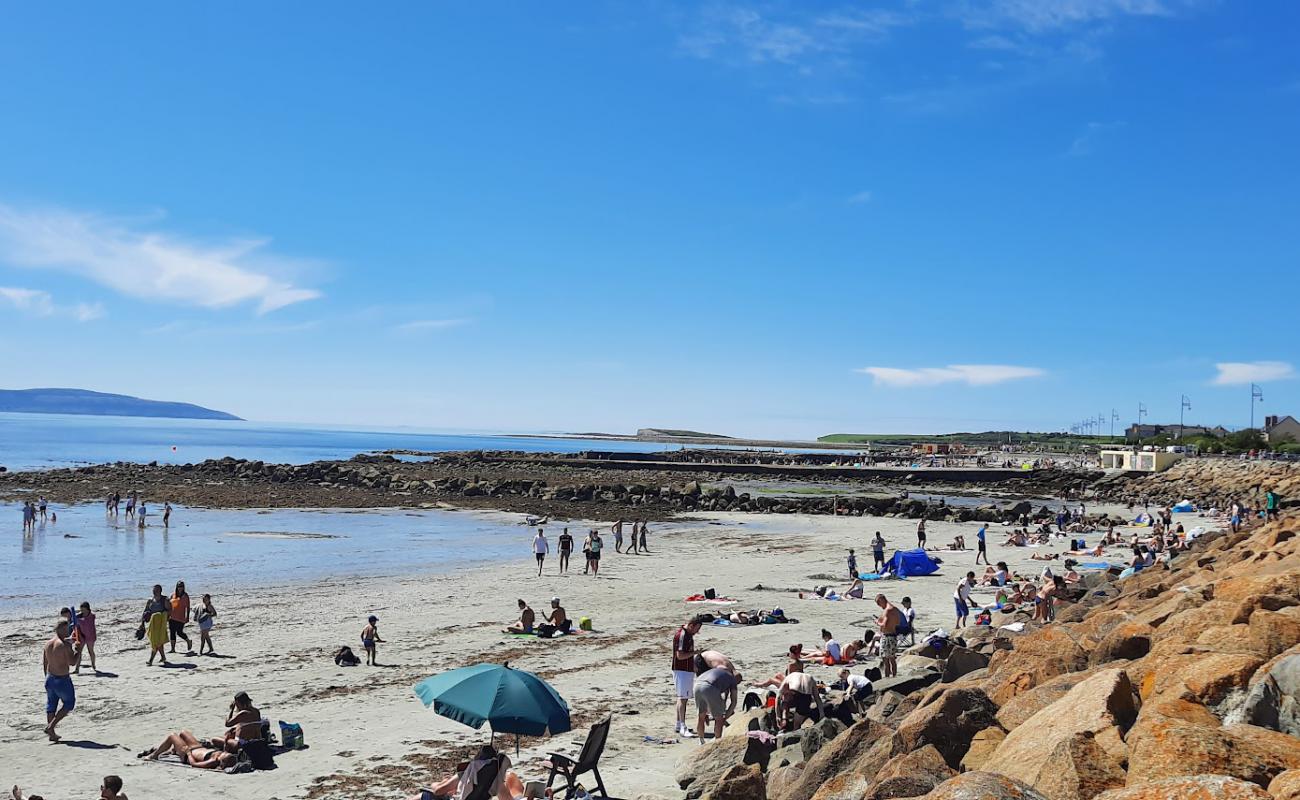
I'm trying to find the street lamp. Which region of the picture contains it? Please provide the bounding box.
[1251,384,1264,430]
[1179,395,1192,440]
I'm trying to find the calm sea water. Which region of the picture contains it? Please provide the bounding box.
[1,502,560,611]
[0,412,731,472]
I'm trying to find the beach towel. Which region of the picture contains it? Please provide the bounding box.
[685,595,738,604]
[1080,562,1114,570]
[856,573,882,581]
[146,612,168,649]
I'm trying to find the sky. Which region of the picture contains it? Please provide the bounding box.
[0,1,1297,439]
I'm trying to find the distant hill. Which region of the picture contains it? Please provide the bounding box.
[636,428,733,439]
[0,388,242,421]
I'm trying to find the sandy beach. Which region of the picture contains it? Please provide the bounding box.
[0,500,1186,799]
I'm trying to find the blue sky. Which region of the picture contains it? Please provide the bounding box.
[0,1,1297,439]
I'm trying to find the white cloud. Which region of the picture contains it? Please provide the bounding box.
[1068,120,1126,156]
[847,190,873,204]
[857,364,1046,387]
[959,0,1173,34]
[1212,361,1296,386]
[395,318,470,333]
[0,285,103,322]
[679,4,913,69]
[0,204,322,314]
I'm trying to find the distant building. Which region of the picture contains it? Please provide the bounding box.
[1100,449,1185,472]
[1124,423,1229,442]
[1264,415,1300,444]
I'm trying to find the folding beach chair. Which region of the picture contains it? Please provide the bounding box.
[545,715,612,799]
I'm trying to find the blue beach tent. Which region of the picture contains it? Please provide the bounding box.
[888,549,940,578]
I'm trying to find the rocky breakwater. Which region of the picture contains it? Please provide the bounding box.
[1,454,1096,524]
[666,512,1300,800]
[1098,458,1300,512]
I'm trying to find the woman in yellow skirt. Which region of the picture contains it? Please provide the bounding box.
[142,584,171,666]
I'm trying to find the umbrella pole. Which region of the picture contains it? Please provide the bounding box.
[515,732,520,757]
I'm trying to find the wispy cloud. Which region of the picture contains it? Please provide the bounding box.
[1212,361,1296,386]
[955,0,1175,34]
[0,286,104,322]
[394,318,470,333]
[0,203,322,314]
[678,4,913,69]
[1067,120,1126,156]
[857,364,1046,387]
[847,190,873,205]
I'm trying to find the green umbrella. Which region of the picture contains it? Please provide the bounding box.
[413,663,571,752]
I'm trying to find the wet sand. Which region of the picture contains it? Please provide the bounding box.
[0,503,1194,799]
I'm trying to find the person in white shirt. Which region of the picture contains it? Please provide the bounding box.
[531,529,549,577]
[954,571,975,628]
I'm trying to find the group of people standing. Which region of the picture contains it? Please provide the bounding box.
[104,491,172,528]
[530,519,651,577]
[20,496,52,531]
[139,581,218,666]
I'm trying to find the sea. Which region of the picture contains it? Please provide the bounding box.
[0,413,841,610]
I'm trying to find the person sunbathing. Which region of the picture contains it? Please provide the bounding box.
[210,691,263,753]
[1029,552,1059,561]
[949,535,966,550]
[412,746,552,800]
[1002,530,1027,547]
[139,731,237,769]
[504,599,535,634]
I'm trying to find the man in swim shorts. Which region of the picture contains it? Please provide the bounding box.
[43,618,76,741]
[672,616,703,737]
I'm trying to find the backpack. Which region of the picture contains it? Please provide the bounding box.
[241,738,278,770]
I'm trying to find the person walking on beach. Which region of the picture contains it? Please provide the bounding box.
[361,615,384,666]
[628,521,640,554]
[38,496,47,522]
[73,601,97,674]
[581,530,593,574]
[871,532,886,573]
[137,500,147,529]
[125,494,136,521]
[42,618,76,741]
[612,520,625,553]
[532,529,549,577]
[975,525,989,565]
[557,528,573,574]
[916,519,927,549]
[638,519,649,552]
[142,585,170,666]
[954,572,975,629]
[169,581,193,654]
[875,594,901,678]
[588,529,603,575]
[672,617,703,738]
[195,594,217,655]
[163,502,172,528]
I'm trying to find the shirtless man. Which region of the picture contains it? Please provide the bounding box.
[42,620,76,741]
[875,594,902,678]
[505,599,536,634]
[12,775,127,800]
[698,649,737,675]
[542,598,569,633]
[776,666,824,731]
[611,520,625,554]
[211,691,262,752]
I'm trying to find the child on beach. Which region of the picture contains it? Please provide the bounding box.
[361,615,384,665]
[73,602,97,674]
[847,549,858,579]
[195,594,217,655]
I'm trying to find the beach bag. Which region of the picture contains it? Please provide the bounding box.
[334,646,360,666]
[278,721,304,750]
[703,587,717,600]
[242,738,278,769]
[578,617,592,631]
[134,624,146,641]
[537,623,557,639]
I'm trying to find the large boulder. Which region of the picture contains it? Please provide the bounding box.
[985,626,1090,705]
[1089,621,1154,666]
[920,772,1049,799]
[984,669,1138,785]
[701,764,766,800]
[1268,770,1300,800]
[960,727,1006,772]
[767,765,804,800]
[1091,775,1271,799]
[997,667,1111,732]
[675,736,752,799]
[864,745,955,800]
[1225,653,1300,735]
[1125,697,1300,788]
[800,717,847,761]
[1135,649,1265,707]
[776,719,895,800]
[942,647,991,682]
[894,687,1000,769]
[1027,731,1127,800]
